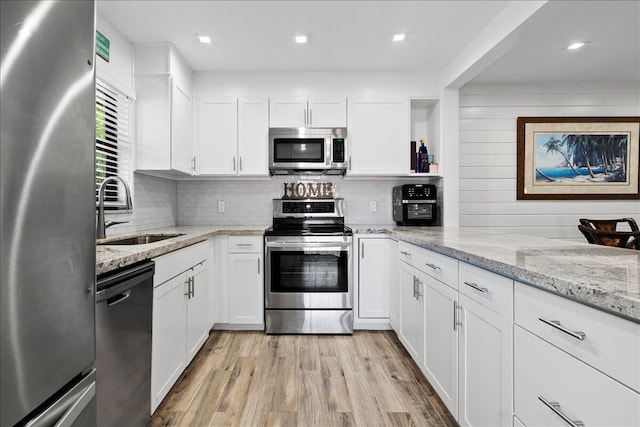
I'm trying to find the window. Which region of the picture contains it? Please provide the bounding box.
[95,80,132,209]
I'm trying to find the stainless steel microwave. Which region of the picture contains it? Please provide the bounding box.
[269,128,348,175]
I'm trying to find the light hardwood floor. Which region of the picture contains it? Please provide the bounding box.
[151,331,456,427]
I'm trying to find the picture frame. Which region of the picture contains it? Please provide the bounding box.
[516,117,640,200]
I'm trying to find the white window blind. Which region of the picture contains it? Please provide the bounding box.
[95,80,132,208]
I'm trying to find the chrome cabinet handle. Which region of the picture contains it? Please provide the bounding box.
[239,156,243,171]
[453,301,463,331]
[236,243,253,247]
[348,156,352,170]
[412,276,417,298]
[233,156,236,171]
[464,281,488,293]
[539,317,586,341]
[309,109,312,126]
[538,396,584,427]
[191,156,197,172]
[185,278,191,298]
[400,251,410,256]
[191,277,195,298]
[361,242,365,258]
[257,258,260,274]
[415,278,422,299]
[425,262,441,270]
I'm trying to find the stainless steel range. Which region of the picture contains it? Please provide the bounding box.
[264,198,353,334]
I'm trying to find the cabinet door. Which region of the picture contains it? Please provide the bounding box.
[308,98,347,128]
[388,240,399,330]
[398,262,424,364]
[135,76,171,170]
[347,98,409,175]
[151,273,187,413]
[238,98,269,176]
[185,262,209,364]
[269,97,307,127]
[358,238,389,318]
[423,275,458,417]
[228,253,264,324]
[196,97,238,175]
[171,85,192,174]
[458,293,512,427]
[514,325,640,427]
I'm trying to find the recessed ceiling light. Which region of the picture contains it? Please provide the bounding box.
[567,42,585,50]
[393,34,406,42]
[295,35,307,44]
[198,35,211,44]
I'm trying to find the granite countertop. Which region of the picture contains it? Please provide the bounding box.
[354,226,640,324]
[96,225,267,275]
[96,224,640,323]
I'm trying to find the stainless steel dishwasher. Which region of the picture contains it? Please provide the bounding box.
[96,261,154,427]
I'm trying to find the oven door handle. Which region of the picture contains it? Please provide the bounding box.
[265,241,351,250]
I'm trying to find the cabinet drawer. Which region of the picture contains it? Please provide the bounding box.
[228,236,262,253]
[515,282,640,393]
[459,262,513,318]
[398,241,458,287]
[514,326,639,427]
[154,241,208,286]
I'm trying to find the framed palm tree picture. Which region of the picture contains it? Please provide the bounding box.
[517,117,640,200]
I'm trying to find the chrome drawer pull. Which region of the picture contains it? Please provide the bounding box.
[464,281,488,293]
[538,396,584,427]
[400,251,410,256]
[425,262,440,270]
[236,243,253,247]
[539,317,586,341]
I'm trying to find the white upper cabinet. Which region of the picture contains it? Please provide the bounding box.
[347,98,409,175]
[194,97,269,176]
[269,97,346,128]
[134,43,193,175]
[238,98,269,176]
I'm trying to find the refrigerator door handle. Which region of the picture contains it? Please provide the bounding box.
[53,381,95,427]
[25,369,96,427]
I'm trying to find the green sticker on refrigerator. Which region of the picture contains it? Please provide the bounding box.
[96,30,110,62]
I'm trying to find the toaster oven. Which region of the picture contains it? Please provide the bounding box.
[392,184,438,226]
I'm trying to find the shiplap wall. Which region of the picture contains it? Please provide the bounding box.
[459,83,640,241]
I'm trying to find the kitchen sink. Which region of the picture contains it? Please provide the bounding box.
[97,233,185,246]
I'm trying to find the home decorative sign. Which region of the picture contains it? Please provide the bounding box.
[516,117,640,200]
[283,182,334,199]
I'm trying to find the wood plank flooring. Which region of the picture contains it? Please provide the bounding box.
[151,331,456,427]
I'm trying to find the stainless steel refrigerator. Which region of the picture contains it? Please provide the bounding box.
[1,1,97,425]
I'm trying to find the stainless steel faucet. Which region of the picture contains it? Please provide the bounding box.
[96,176,133,239]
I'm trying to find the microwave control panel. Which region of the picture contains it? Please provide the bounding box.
[332,138,345,163]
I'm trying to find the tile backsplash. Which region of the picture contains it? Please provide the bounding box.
[177,176,442,226]
[102,173,178,235]
[102,173,442,233]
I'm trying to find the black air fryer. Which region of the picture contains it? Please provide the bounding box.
[392,184,437,226]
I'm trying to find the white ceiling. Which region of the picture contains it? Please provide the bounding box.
[97,0,640,85]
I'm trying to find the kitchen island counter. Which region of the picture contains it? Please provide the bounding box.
[96,226,267,275]
[353,226,639,324]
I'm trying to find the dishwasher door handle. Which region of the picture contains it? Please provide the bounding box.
[106,291,131,307]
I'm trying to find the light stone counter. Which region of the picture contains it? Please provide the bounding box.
[97,224,639,323]
[353,226,640,323]
[96,226,267,275]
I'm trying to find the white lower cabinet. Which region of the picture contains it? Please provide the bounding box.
[388,239,399,330]
[151,242,209,413]
[458,262,513,427]
[396,242,514,425]
[213,235,264,328]
[423,274,458,416]
[357,237,390,319]
[514,325,639,427]
[228,252,263,325]
[398,261,425,363]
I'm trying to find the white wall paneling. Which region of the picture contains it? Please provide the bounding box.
[459,83,640,241]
